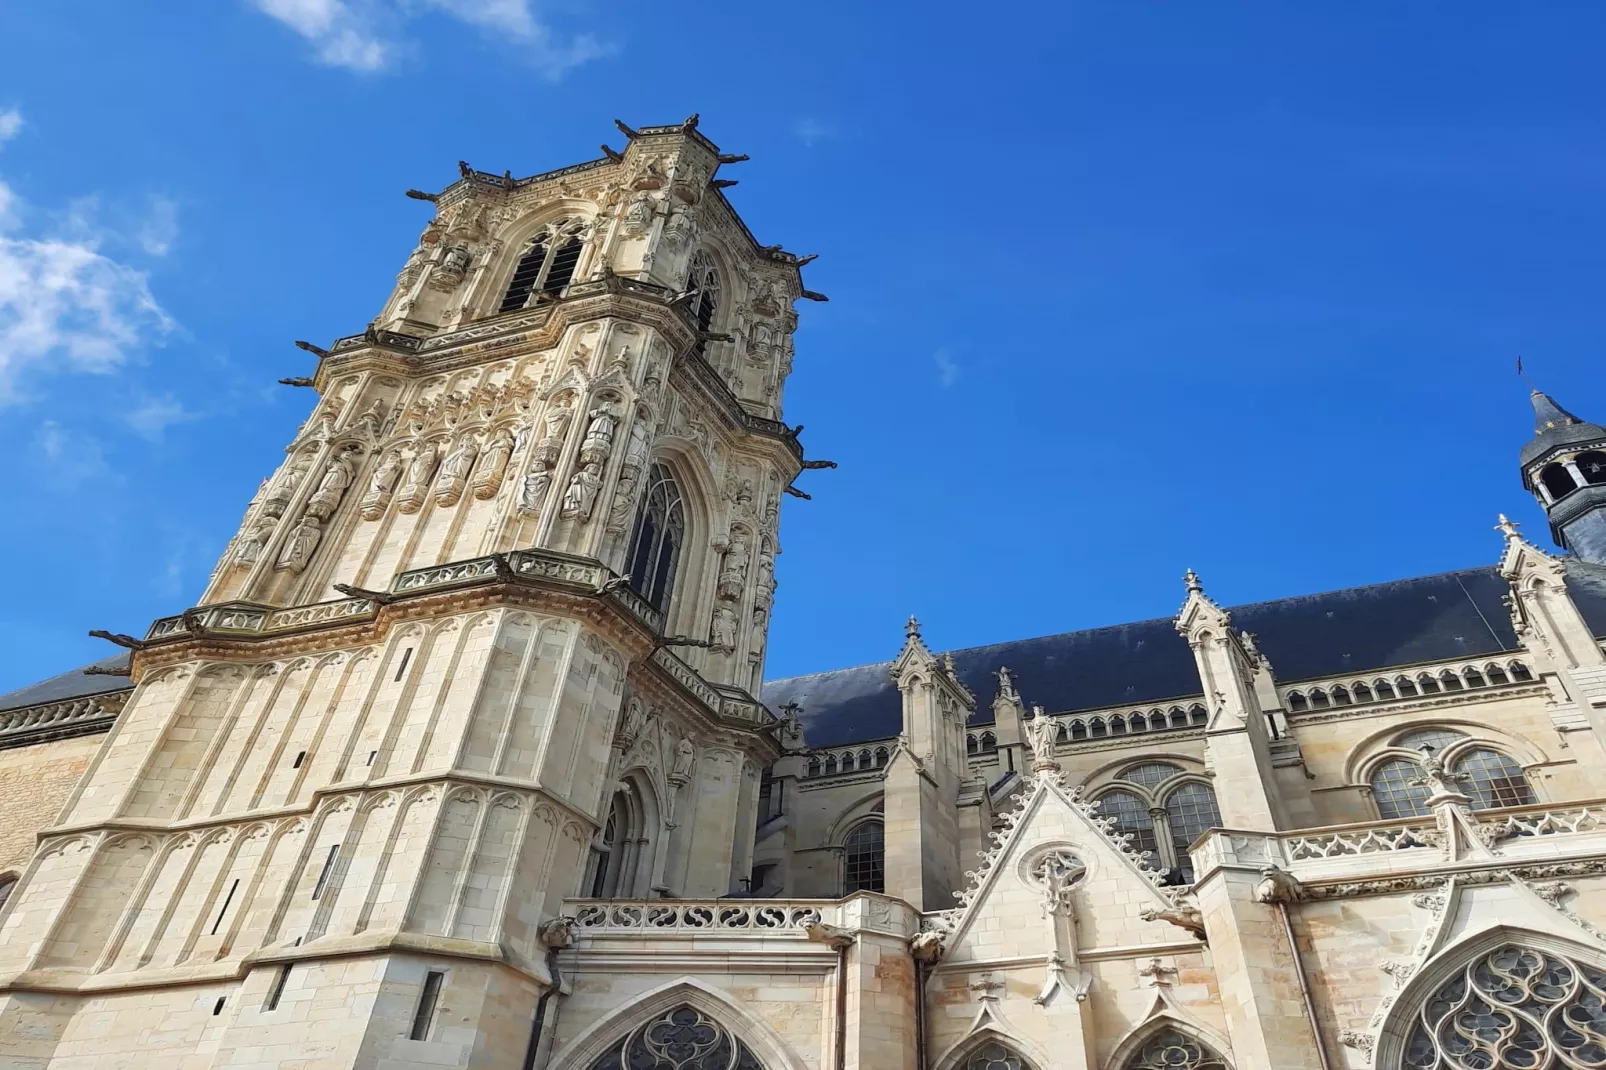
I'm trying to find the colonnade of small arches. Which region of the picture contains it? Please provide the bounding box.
[1535,449,1606,502]
[1284,658,1532,713]
[803,746,890,778]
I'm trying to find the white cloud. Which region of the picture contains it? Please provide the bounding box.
[251,0,605,76]
[127,393,200,440]
[933,347,960,388]
[0,180,175,402]
[794,118,836,148]
[31,420,112,490]
[0,108,21,148]
[136,196,179,256]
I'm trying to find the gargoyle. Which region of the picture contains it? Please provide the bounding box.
[1138,902,1207,941]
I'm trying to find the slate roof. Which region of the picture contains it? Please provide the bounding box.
[1520,391,1606,469]
[0,653,133,714]
[762,564,1606,751]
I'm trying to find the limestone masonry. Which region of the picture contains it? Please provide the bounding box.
[3,118,1606,1070]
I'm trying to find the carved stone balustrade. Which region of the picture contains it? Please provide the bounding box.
[568,899,827,934]
[0,694,126,750]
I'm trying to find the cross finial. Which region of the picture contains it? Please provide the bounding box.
[1184,568,1203,594]
[905,615,921,640]
[1139,958,1178,988]
[1496,513,1522,539]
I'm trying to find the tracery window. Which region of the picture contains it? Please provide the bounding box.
[1095,765,1221,882]
[686,253,721,361]
[1122,1030,1230,1070]
[627,464,685,613]
[499,222,584,312]
[1403,944,1606,1069]
[843,820,884,895]
[963,1041,1031,1070]
[1367,730,1536,820]
[589,1004,766,1070]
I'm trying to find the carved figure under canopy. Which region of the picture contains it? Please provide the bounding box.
[671,737,696,781]
[561,462,603,521]
[275,515,322,573]
[305,450,356,519]
[472,429,514,499]
[519,466,553,516]
[233,515,277,567]
[710,605,738,653]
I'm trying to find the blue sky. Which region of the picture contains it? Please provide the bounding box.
[2,2,1605,695]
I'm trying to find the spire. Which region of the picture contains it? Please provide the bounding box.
[1531,389,1582,433]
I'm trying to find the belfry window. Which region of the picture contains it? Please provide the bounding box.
[1541,462,1579,500]
[499,225,584,312]
[1579,450,1606,485]
[627,464,685,613]
[685,253,721,360]
[843,820,884,894]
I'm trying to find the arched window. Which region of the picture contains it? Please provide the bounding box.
[588,1004,768,1070]
[843,821,884,894]
[499,224,584,312]
[1352,682,1373,703]
[1188,704,1207,725]
[873,747,889,768]
[1374,680,1396,700]
[962,1041,1033,1070]
[1164,782,1223,880]
[686,253,721,361]
[1120,762,1184,789]
[1463,667,1486,688]
[1485,663,1509,685]
[1395,727,1467,753]
[1332,685,1352,706]
[627,464,685,612]
[1578,450,1606,485]
[1149,710,1167,731]
[1458,747,1535,810]
[1418,674,1440,694]
[1510,660,1533,682]
[1439,670,1463,691]
[1095,790,1160,869]
[1371,757,1431,819]
[1396,676,1419,697]
[859,748,872,767]
[1401,944,1606,1070]
[806,758,821,777]
[1287,691,1309,712]
[1169,706,1190,727]
[980,732,997,752]
[1310,689,1331,709]
[823,755,838,775]
[1542,462,1580,499]
[967,734,979,754]
[588,790,631,897]
[1121,1030,1230,1070]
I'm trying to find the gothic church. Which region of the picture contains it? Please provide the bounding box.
[2,118,1606,1070]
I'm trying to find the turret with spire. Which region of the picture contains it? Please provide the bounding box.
[1520,389,1606,563]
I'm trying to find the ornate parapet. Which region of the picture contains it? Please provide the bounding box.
[0,693,126,751]
[568,898,827,934]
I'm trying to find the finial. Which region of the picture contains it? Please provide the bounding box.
[1184,568,1202,594]
[682,113,700,131]
[1496,513,1522,539]
[943,652,957,674]
[905,615,921,640]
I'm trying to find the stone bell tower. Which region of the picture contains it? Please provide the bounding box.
[0,117,820,1069]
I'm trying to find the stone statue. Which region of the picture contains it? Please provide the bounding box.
[623,419,651,475]
[359,449,404,520]
[1413,745,1468,800]
[623,189,657,234]
[580,407,618,459]
[435,244,471,288]
[305,450,355,520]
[519,465,553,516]
[275,515,322,573]
[717,532,750,599]
[233,515,277,567]
[261,454,311,519]
[993,666,1019,702]
[1025,706,1059,762]
[395,440,439,513]
[710,605,738,653]
[472,429,514,499]
[605,470,639,534]
[671,737,696,781]
[434,435,480,506]
[561,462,603,521]
[757,548,775,594]
[619,696,646,742]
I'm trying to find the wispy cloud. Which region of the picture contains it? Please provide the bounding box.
[31,420,113,490]
[251,0,608,77]
[794,118,836,148]
[0,177,176,402]
[933,347,961,388]
[0,108,21,148]
[126,393,201,440]
[136,196,180,256]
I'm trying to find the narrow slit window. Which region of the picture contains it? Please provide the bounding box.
[265,964,293,1010]
[410,971,445,1041]
[211,878,240,936]
[394,647,414,682]
[311,844,341,900]
[291,751,305,769]
[213,997,226,1016]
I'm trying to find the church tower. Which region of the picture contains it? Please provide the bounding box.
[1520,390,1606,563]
[0,117,816,1068]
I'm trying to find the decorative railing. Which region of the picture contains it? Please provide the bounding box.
[568,899,825,933]
[0,694,124,749]
[146,548,665,642]
[1281,655,1536,714]
[1486,802,1606,840]
[1286,822,1436,860]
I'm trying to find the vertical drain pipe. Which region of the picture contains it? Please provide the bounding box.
[523,918,574,1070]
[807,922,856,1070]
[913,958,930,1070]
[1255,868,1331,1070]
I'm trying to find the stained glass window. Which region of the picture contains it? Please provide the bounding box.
[1122,1030,1230,1070]
[1120,762,1184,789]
[589,1004,766,1070]
[1403,944,1606,1069]
[1396,728,1469,753]
[1372,758,1433,819]
[844,821,884,894]
[1096,790,1160,868]
[1457,748,1535,811]
[627,465,684,612]
[964,1041,1030,1070]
